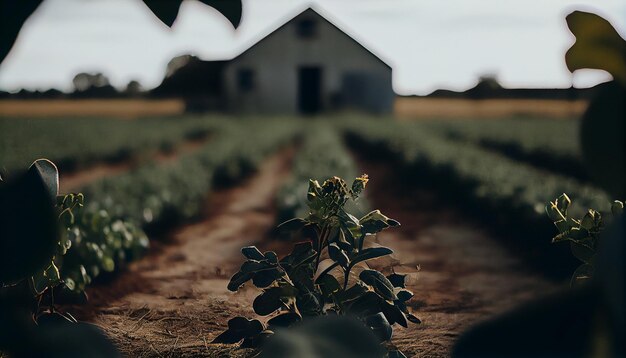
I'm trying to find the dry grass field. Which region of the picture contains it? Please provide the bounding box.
[394,98,588,119]
[0,97,587,119]
[0,99,185,118]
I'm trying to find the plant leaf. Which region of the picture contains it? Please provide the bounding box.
[351,247,393,267]
[227,270,253,291]
[386,273,407,288]
[268,312,302,329]
[241,246,265,261]
[565,11,626,84]
[253,285,297,316]
[143,0,242,28]
[329,243,349,268]
[365,312,393,342]
[359,269,398,301]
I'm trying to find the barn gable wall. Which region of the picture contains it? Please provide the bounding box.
[223,9,394,114]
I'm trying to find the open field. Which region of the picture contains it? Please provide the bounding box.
[394,98,588,119]
[1,114,610,357]
[0,97,587,119]
[0,99,185,118]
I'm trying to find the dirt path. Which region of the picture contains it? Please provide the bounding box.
[77,149,293,357]
[60,138,209,193]
[357,157,559,357]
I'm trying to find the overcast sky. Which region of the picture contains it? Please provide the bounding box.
[0,0,624,95]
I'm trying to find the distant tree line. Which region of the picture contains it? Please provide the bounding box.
[0,62,601,101]
[425,75,600,100]
[0,72,146,99]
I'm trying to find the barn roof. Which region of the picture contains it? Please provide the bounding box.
[226,5,393,68]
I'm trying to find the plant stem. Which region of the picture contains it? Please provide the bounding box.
[314,224,329,269]
[343,266,351,290]
[357,232,366,252]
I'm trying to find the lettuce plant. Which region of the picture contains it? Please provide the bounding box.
[214,175,420,355]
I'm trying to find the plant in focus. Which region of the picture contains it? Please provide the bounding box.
[213,175,420,356]
[546,193,623,286]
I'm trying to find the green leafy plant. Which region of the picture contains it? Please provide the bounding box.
[214,175,420,355]
[546,193,623,286]
[0,159,119,356]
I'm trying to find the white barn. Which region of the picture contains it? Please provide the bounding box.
[221,7,394,114]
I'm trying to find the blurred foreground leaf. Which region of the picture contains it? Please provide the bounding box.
[143,0,242,28]
[565,11,626,84]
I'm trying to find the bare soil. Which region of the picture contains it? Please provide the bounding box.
[356,157,558,357]
[75,149,294,357]
[74,150,558,357]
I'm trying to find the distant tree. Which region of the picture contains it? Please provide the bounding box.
[72,72,110,92]
[468,74,503,99]
[125,80,143,97]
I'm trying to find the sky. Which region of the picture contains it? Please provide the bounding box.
[0,0,624,95]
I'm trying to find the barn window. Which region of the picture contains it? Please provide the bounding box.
[296,19,317,38]
[237,68,255,92]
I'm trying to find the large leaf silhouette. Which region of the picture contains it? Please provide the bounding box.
[143,0,242,28]
[565,11,626,84]
[0,0,242,65]
[0,0,44,64]
[0,160,59,284]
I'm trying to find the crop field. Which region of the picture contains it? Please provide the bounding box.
[0,114,615,357]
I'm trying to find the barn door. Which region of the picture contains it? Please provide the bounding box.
[298,67,322,114]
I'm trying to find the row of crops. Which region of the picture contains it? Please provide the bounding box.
[0,115,226,173]
[276,122,368,223]
[64,119,300,289]
[417,118,588,180]
[0,117,302,298]
[2,115,610,288]
[342,117,610,277]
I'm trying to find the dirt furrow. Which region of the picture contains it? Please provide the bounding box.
[77,149,294,357]
[356,156,558,357]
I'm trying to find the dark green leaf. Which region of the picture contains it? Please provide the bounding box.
[345,291,383,317]
[387,273,407,288]
[143,0,242,28]
[329,243,349,268]
[406,313,422,324]
[360,210,400,234]
[264,251,279,264]
[241,260,271,273]
[227,271,253,291]
[31,159,59,198]
[381,300,407,328]
[241,246,265,261]
[317,274,341,299]
[252,268,284,288]
[570,241,594,263]
[0,162,58,284]
[365,312,393,342]
[268,312,302,329]
[253,285,297,316]
[351,247,393,267]
[395,288,413,302]
[359,269,398,301]
[213,317,264,344]
[571,263,593,286]
[280,241,316,268]
[278,218,308,232]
